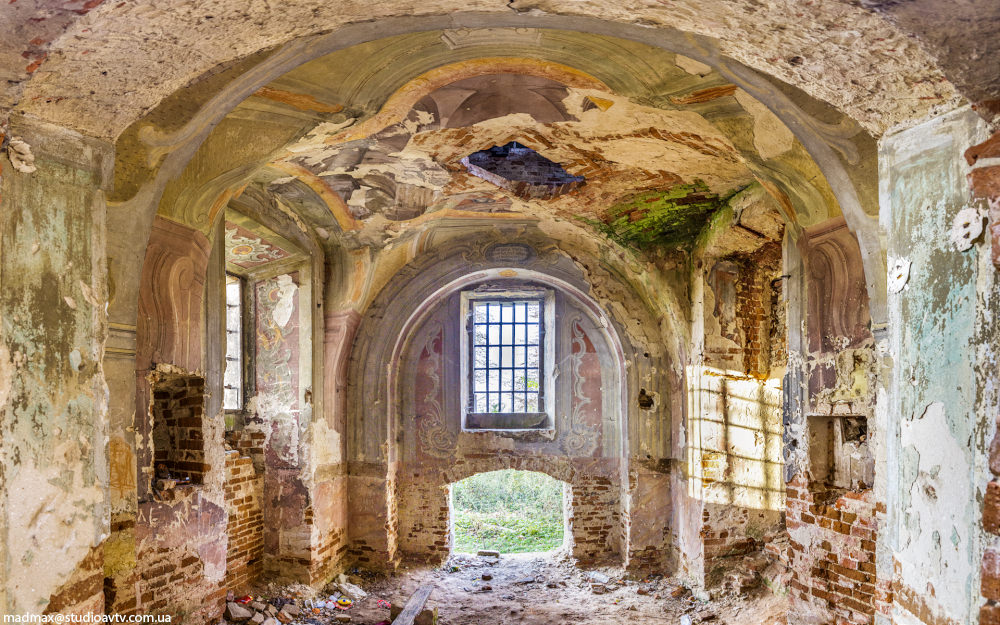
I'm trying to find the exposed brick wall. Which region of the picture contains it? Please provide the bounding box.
[971,131,1000,625]
[310,522,348,584]
[224,450,264,592]
[735,242,782,379]
[225,429,266,470]
[570,473,623,567]
[785,474,888,624]
[702,504,782,565]
[151,374,208,485]
[134,544,227,623]
[395,456,623,568]
[43,543,104,615]
[398,480,451,564]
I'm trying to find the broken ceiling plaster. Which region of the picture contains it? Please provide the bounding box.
[5,1,961,140]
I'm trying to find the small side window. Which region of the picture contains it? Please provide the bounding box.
[224,273,245,411]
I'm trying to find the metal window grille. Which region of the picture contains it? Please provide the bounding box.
[223,274,243,410]
[468,299,544,413]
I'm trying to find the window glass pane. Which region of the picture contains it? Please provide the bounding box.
[513,394,526,412]
[526,393,539,412]
[515,346,526,367]
[501,324,513,345]
[224,274,243,411]
[468,296,544,415]
[226,280,241,306]
[527,302,540,321]
[527,368,539,390]
[501,369,513,391]
[226,331,241,358]
[500,393,513,412]
[514,324,526,344]
[224,387,239,409]
[527,346,539,368]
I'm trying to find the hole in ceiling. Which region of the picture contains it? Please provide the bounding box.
[460,141,585,200]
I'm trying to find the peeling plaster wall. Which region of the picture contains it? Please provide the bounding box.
[394,288,625,566]
[681,198,786,588]
[0,116,111,615]
[781,215,884,624]
[122,218,229,623]
[344,227,674,573]
[879,106,993,625]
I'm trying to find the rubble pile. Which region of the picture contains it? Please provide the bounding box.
[220,576,380,625]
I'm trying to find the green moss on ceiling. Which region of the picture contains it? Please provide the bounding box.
[583,181,724,251]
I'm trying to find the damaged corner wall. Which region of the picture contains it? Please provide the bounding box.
[0,117,111,615]
[681,191,786,589]
[879,106,995,625]
[115,216,228,623]
[782,216,888,624]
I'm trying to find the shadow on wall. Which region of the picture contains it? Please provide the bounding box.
[686,367,785,512]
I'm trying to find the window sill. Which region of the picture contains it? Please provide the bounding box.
[465,412,550,430]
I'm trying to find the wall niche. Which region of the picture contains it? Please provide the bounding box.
[150,371,208,490]
[807,414,873,491]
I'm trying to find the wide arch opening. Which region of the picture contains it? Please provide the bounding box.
[450,469,571,555]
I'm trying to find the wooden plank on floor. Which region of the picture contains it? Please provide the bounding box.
[391,584,434,625]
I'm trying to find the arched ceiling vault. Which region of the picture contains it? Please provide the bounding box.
[0,3,976,141]
[134,29,868,236]
[79,18,892,325]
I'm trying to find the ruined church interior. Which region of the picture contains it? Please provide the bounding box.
[2,2,1000,624]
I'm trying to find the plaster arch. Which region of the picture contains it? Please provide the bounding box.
[96,15,889,350]
[344,229,673,570]
[93,7,892,607]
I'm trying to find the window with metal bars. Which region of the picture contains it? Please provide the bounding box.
[468,298,544,415]
[224,274,244,411]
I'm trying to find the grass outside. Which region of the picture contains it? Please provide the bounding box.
[451,470,565,554]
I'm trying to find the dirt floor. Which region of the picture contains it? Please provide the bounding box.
[246,551,789,625]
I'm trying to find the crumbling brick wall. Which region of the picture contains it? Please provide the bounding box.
[151,374,207,485]
[785,474,889,623]
[691,244,786,584]
[735,243,782,379]
[224,450,264,592]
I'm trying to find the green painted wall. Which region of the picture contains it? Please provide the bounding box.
[879,106,994,625]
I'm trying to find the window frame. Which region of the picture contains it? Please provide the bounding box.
[223,272,252,414]
[459,286,556,430]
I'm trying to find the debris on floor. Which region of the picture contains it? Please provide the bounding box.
[219,552,788,625]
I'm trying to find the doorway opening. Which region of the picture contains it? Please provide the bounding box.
[450,470,568,554]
